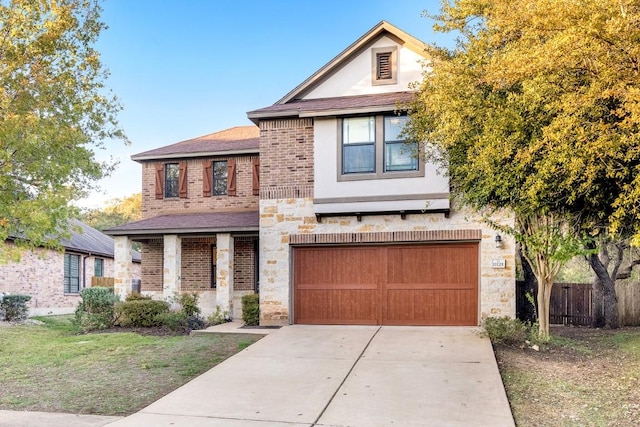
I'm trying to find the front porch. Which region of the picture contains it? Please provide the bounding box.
[106,211,259,319]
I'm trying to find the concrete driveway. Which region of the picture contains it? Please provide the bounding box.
[107,325,514,427]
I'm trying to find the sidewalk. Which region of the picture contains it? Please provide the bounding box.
[0,410,121,427]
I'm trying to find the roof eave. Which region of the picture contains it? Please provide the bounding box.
[131,148,259,162]
[105,226,260,236]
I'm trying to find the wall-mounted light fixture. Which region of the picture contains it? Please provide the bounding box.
[495,234,503,249]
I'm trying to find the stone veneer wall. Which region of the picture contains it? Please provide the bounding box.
[259,197,515,325]
[0,243,140,315]
[140,155,259,220]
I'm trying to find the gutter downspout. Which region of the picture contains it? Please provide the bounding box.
[82,254,91,289]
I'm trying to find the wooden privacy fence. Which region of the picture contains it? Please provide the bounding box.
[517,281,640,326]
[91,277,114,288]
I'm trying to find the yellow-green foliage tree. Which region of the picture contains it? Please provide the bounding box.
[0,0,126,259]
[405,0,640,337]
[81,193,141,231]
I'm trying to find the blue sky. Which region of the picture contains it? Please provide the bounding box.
[81,0,455,208]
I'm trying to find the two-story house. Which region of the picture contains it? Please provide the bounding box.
[106,127,260,318]
[108,21,515,325]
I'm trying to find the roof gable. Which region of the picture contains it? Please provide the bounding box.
[276,21,427,104]
[132,126,259,162]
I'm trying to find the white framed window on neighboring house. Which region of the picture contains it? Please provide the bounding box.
[94,258,104,277]
[338,115,421,181]
[64,253,81,294]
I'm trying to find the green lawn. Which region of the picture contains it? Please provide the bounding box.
[0,316,261,415]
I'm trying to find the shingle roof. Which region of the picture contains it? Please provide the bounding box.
[63,220,141,262]
[247,92,415,123]
[104,211,259,236]
[131,126,260,161]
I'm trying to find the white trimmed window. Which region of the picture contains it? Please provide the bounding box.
[339,115,420,181]
[64,253,80,294]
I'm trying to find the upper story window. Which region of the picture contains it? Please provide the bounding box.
[339,115,421,181]
[203,159,237,197]
[164,163,179,198]
[155,162,187,199]
[384,116,417,172]
[372,46,397,86]
[213,161,228,196]
[94,258,104,277]
[342,117,376,174]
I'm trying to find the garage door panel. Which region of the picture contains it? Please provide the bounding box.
[385,289,477,326]
[387,245,478,285]
[295,247,381,286]
[295,289,378,325]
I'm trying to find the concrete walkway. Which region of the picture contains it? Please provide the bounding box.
[106,325,514,427]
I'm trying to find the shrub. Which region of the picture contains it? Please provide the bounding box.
[483,316,530,346]
[125,292,152,301]
[175,292,201,317]
[241,294,259,326]
[207,305,230,326]
[0,294,32,321]
[117,299,170,327]
[75,287,120,331]
[155,311,188,333]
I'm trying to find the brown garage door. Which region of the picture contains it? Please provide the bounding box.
[293,243,478,326]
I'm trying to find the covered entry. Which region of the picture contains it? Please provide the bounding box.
[293,243,479,326]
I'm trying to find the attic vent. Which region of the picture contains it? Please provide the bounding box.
[372,46,397,86]
[376,52,392,80]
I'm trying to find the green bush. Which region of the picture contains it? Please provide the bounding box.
[175,292,201,317]
[0,294,32,321]
[117,299,170,327]
[483,316,530,345]
[125,292,152,301]
[241,294,259,326]
[207,305,230,326]
[75,287,120,331]
[155,311,189,333]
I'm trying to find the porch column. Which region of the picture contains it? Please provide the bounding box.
[163,234,182,301]
[113,236,133,301]
[216,233,234,316]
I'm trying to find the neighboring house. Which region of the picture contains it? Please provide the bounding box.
[0,219,141,316]
[107,21,515,325]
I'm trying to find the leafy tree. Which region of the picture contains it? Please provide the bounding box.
[81,193,141,231]
[0,0,126,260]
[406,0,640,337]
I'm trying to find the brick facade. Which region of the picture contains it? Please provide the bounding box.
[259,119,314,199]
[0,242,141,315]
[141,240,163,292]
[141,155,259,219]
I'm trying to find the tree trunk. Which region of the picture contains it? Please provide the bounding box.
[537,278,553,340]
[519,246,537,322]
[588,252,619,329]
[591,278,605,328]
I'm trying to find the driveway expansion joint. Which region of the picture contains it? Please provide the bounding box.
[310,326,381,427]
